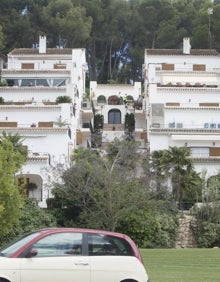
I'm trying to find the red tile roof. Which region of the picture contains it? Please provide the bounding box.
[146,49,219,56]
[8,48,73,55]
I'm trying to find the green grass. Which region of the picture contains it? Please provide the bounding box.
[141,248,220,282]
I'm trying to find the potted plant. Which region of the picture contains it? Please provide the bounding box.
[55,96,72,104]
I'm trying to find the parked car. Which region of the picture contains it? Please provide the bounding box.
[0,228,149,282]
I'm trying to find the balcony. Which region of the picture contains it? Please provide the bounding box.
[158,82,218,88]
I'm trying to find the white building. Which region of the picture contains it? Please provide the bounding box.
[0,36,87,207]
[144,37,220,179]
[89,81,147,149]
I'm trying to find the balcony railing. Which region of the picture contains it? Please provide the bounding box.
[158,83,218,88]
[151,123,220,131]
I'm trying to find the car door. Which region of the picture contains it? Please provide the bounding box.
[20,232,90,282]
[88,233,146,282]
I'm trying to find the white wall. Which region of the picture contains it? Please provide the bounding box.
[0,103,72,127]
[0,87,67,102]
[164,108,220,129]
[90,81,142,100]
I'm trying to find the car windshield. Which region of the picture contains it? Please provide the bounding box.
[0,232,41,258]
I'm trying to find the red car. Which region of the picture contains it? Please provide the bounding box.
[0,228,149,282]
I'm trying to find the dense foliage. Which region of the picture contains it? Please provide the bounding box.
[48,141,187,248]
[0,0,219,83]
[0,134,27,236]
[149,147,202,210]
[0,133,56,246]
[195,206,220,247]
[0,199,57,248]
[194,173,220,247]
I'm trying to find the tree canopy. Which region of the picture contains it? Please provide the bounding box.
[50,141,149,231]
[48,141,182,247]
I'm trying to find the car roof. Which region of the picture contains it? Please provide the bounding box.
[37,227,130,240]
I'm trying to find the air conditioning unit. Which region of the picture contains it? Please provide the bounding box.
[138,139,146,148]
[152,123,160,128]
[176,123,183,128]
[210,123,216,129]
[168,122,175,128]
[82,101,90,108]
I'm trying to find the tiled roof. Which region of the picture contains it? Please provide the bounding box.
[8,48,73,56]
[146,49,219,56]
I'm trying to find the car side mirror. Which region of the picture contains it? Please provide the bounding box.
[26,249,38,258]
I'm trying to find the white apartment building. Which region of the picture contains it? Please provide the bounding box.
[0,36,87,207]
[4,34,219,206]
[144,37,220,179]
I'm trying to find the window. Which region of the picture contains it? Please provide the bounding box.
[1,233,41,258]
[53,79,66,87]
[88,234,134,256]
[22,63,34,69]
[97,95,106,104]
[108,109,121,124]
[27,233,82,257]
[54,64,66,69]
[21,79,35,86]
[190,147,209,158]
[162,64,174,71]
[36,79,49,86]
[193,64,206,71]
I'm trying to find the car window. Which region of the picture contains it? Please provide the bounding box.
[28,232,82,257]
[88,234,134,256]
[0,232,41,258]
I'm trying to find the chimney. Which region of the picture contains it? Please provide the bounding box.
[183,37,191,55]
[39,35,46,54]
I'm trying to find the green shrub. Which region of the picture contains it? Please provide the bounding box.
[0,80,8,86]
[117,203,178,248]
[55,96,72,103]
[125,113,135,133]
[195,205,220,247]
[0,199,57,248]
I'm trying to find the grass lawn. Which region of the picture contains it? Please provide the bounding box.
[141,248,220,282]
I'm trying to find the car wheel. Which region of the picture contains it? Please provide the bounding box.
[120,279,138,282]
[0,279,10,282]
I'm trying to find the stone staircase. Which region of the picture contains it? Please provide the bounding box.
[175,213,197,248]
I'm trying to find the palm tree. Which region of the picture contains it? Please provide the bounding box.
[150,146,201,209]
[1,132,28,158]
[150,150,169,198]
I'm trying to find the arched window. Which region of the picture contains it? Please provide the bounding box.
[97,95,106,104]
[108,109,121,124]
